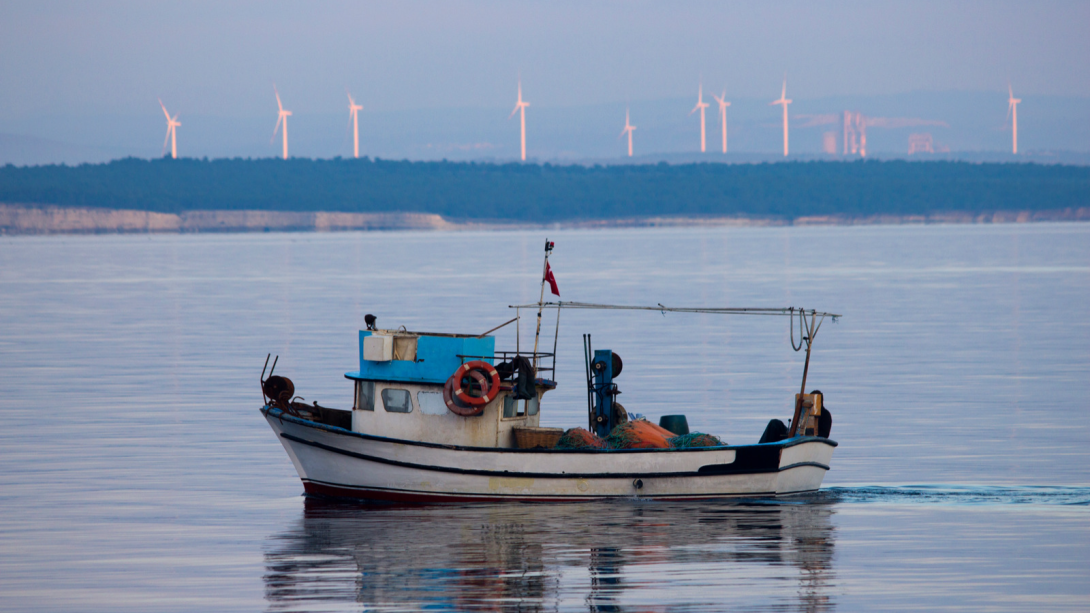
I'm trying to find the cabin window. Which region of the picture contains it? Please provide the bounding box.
[356,381,375,411]
[503,396,528,418]
[417,391,447,416]
[381,388,412,413]
[526,395,539,416]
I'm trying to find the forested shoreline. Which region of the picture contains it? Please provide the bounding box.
[1,157,1087,223]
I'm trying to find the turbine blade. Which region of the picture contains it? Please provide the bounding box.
[275,86,283,112]
[159,99,171,121]
[162,125,171,153]
[271,115,283,142]
[509,105,519,119]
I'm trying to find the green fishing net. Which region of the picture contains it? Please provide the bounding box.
[668,433,725,448]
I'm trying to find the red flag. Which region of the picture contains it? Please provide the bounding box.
[544,262,560,296]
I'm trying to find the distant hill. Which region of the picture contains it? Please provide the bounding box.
[1,157,1088,224]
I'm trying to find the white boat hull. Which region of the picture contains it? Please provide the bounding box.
[263,407,836,502]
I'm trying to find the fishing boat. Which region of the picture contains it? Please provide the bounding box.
[261,240,840,502]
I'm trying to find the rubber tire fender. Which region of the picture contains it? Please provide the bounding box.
[444,375,484,417]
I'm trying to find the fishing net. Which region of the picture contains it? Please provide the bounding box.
[605,419,673,450]
[555,427,606,450]
[668,433,725,448]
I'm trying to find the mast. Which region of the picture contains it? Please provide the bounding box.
[531,239,554,369]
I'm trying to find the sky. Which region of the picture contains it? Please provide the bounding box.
[1,0,1087,162]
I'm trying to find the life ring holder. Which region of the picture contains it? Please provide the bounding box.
[448,360,501,412]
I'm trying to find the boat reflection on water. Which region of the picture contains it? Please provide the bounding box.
[264,497,837,612]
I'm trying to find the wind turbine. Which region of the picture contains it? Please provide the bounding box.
[1007,84,1021,154]
[158,99,180,159]
[619,108,636,157]
[712,90,731,154]
[689,83,710,153]
[769,78,792,156]
[347,90,363,158]
[509,80,530,161]
[271,85,292,160]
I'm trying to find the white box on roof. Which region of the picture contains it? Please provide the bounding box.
[363,335,393,361]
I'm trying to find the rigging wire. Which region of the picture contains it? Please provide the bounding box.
[510,301,840,319]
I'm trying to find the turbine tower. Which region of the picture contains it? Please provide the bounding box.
[347,91,363,158]
[272,85,292,160]
[690,83,710,153]
[712,90,731,154]
[619,108,636,157]
[1007,84,1022,154]
[769,78,792,157]
[158,99,180,159]
[509,81,530,161]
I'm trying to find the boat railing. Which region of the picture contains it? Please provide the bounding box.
[457,351,555,374]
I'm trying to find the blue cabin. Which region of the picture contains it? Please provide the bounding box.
[343,329,552,448]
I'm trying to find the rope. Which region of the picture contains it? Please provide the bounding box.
[791,307,805,352]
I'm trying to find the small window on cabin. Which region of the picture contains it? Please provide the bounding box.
[526,396,539,416]
[357,381,375,411]
[503,396,528,418]
[381,388,412,413]
[418,392,447,416]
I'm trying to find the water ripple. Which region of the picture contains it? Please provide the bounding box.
[816,484,1090,506]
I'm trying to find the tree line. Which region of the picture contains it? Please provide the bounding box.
[1,157,1087,221]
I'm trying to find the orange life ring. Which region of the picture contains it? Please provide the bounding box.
[443,376,483,416]
[451,360,501,407]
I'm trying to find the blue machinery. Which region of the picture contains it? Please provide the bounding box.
[583,335,623,438]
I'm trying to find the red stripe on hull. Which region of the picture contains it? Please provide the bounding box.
[303,480,590,503]
[300,480,796,503]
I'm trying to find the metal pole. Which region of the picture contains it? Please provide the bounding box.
[790,311,816,437]
[478,317,518,338]
[584,334,594,431]
[532,239,552,369]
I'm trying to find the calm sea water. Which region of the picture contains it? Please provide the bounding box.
[1,224,1088,612]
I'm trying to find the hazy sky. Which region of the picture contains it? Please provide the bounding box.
[2,0,1087,120]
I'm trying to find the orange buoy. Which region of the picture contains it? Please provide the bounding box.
[451,360,501,407]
